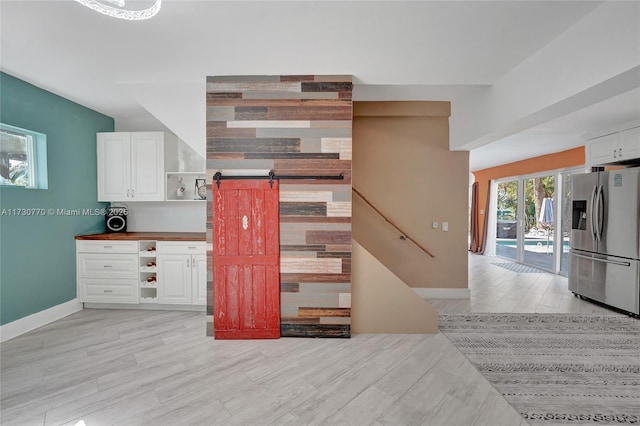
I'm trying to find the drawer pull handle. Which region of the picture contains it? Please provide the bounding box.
[188,246,197,249]
[103,265,113,268]
[104,290,113,293]
[103,245,113,249]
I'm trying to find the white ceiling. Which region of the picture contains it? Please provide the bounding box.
[1,1,638,171]
[470,86,640,169]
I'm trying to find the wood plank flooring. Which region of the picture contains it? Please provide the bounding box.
[428,254,615,315]
[0,308,526,426]
[3,252,615,426]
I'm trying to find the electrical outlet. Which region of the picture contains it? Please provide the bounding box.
[442,222,449,231]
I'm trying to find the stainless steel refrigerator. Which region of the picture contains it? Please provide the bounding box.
[569,167,640,315]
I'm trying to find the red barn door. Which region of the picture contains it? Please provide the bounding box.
[213,179,280,339]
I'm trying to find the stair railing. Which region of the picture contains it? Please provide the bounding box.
[352,187,435,258]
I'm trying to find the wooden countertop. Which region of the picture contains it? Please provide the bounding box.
[75,232,206,241]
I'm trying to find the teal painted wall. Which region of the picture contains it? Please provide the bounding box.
[0,72,114,325]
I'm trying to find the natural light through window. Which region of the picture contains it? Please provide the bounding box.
[0,124,47,189]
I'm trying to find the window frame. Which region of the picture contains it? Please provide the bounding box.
[0,123,47,189]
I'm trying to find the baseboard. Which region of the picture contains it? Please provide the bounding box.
[84,303,206,312]
[0,298,83,342]
[412,287,471,299]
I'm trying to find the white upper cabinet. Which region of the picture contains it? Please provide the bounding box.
[586,125,640,167]
[97,132,131,201]
[97,132,178,201]
[619,127,640,161]
[587,133,620,166]
[130,132,164,201]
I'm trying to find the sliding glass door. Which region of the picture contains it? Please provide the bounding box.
[523,175,555,271]
[493,168,581,274]
[494,171,571,273]
[495,180,519,261]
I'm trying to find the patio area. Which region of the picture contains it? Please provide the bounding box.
[496,233,570,273]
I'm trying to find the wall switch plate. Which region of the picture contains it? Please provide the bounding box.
[442,222,449,231]
[432,222,438,229]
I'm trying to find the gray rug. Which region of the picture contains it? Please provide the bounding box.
[492,262,547,273]
[439,313,640,425]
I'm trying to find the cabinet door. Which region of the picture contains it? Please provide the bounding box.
[587,133,618,166]
[157,254,191,304]
[130,132,164,201]
[97,133,131,201]
[191,254,207,305]
[619,127,640,161]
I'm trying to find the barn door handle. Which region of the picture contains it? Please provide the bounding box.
[242,215,249,230]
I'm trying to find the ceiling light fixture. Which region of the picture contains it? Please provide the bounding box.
[74,0,161,20]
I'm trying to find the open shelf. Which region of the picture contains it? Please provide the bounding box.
[140,295,158,304]
[166,172,207,201]
[139,240,158,302]
[139,241,157,258]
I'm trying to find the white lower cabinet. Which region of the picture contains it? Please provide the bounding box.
[80,277,139,303]
[157,254,191,304]
[76,241,139,304]
[76,239,206,307]
[77,253,138,277]
[157,241,207,306]
[192,254,207,305]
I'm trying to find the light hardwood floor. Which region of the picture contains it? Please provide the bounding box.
[429,253,615,315]
[1,254,616,426]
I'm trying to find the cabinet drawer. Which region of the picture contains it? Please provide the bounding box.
[79,278,139,303]
[77,240,139,254]
[77,253,138,278]
[157,241,206,255]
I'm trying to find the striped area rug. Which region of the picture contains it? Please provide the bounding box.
[492,262,546,273]
[440,313,640,425]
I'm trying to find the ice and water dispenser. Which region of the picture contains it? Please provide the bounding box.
[572,200,587,230]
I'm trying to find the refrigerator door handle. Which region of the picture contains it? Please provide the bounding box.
[596,184,605,242]
[571,252,631,267]
[590,185,598,242]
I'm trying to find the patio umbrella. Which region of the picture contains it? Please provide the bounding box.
[538,197,554,252]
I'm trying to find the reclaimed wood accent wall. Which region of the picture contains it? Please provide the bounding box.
[206,75,353,338]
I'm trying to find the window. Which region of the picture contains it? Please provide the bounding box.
[0,124,47,189]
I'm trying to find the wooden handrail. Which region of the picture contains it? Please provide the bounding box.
[352,187,436,258]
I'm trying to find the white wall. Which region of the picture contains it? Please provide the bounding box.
[451,1,640,151]
[125,202,206,232]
